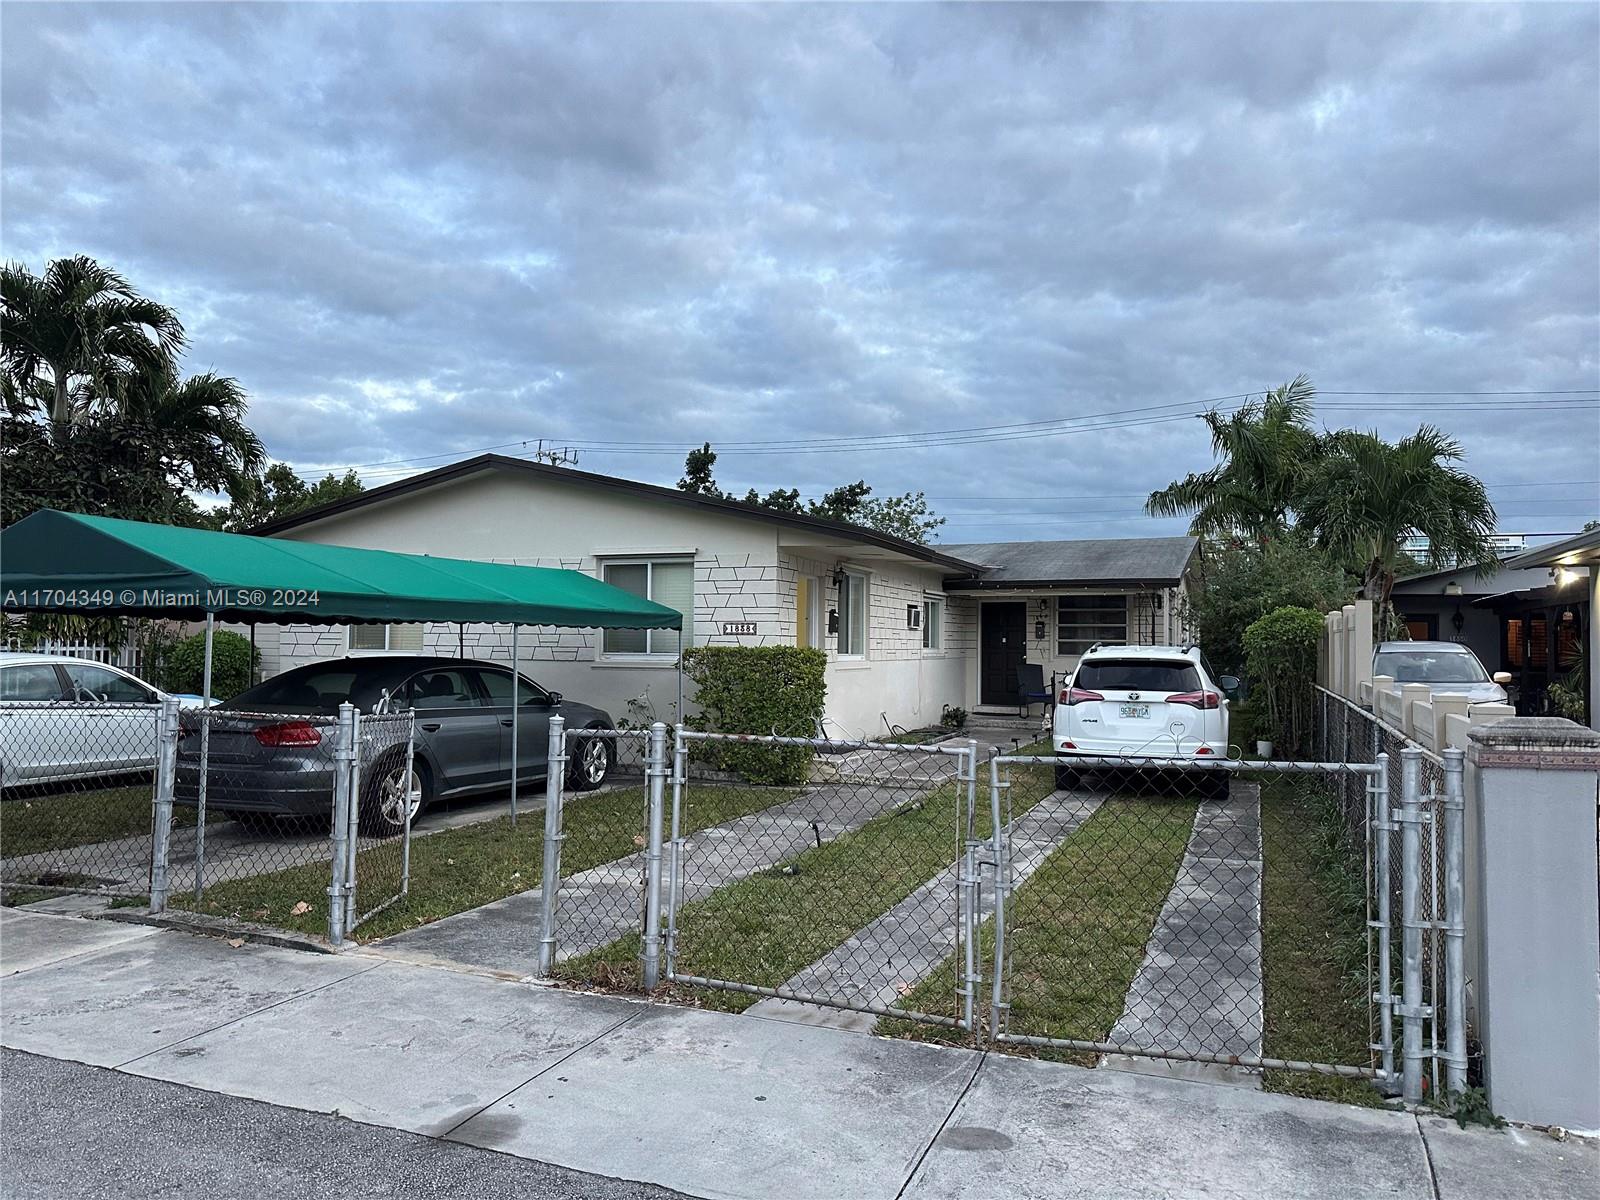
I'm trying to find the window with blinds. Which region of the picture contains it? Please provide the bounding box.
[349,623,425,652]
[601,559,694,656]
[1056,595,1129,656]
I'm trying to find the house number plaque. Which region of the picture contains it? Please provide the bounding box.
[721,621,758,636]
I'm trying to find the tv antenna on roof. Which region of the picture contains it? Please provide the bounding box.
[527,439,580,467]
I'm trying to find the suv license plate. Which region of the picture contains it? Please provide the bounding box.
[1119,704,1151,719]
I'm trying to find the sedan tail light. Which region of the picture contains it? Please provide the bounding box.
[1061,687,1105,706]
[253,720,323,747]
[1168,690,1221,710]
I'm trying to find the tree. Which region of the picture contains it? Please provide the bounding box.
[1298,425,1498,628]
[1,256,184,432]
[1184,536,1354,675]
[1145,375,1320,544]
[677,446,946,543]
[210,463,365,530]
[679,442,722,495]
[115,366,266,499]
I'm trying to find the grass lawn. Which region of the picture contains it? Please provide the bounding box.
[0,780,214,860]
[561,759,1061,1005]
[170,782,797,942]
[1259,775,1384,1106]
[883,790,1196,1061]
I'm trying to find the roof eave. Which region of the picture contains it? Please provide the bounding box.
[943,576,1186,591]
[252,453,984,572]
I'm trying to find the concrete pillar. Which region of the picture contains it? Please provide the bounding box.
[1348,599,1374,702]
[1431,695,1470,754]
[1399,683,1431,742]
[1466,717,1600,1133]
[1341,604,1358,699]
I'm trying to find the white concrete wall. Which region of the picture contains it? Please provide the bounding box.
[779,548,971,737]
[267,467,970,732]
[962,587,1174,712]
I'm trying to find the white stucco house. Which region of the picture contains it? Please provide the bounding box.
[250,455,1198,737]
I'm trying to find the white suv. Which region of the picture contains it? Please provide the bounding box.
[1051,645,1236,797]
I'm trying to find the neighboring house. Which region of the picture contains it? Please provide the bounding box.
[253,455,1198,737]
[1391,555,1593,718]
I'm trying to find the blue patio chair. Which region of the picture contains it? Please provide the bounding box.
[1016,663,1053,719]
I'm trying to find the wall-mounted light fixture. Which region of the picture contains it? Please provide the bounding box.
[1444,581,1463,597]
[1553,566,1578,588]
[831,566,848,588]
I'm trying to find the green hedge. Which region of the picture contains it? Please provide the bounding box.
[160,629,260,701]
[683,645,828,785]
[1242,606,1324,756]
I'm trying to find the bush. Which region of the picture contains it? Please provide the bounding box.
[160,629,260,701]
[1243,606,1325,756]
[682,645,828,785]
[1187,538,1353,676]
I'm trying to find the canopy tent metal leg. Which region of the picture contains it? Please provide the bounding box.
[510,623,519,825]
[194,613,215,898]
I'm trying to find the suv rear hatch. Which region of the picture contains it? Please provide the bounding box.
[1063,658,1213,752]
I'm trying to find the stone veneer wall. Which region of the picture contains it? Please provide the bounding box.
[277,551,792,671]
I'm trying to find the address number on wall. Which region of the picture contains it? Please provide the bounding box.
[721,621,758,636]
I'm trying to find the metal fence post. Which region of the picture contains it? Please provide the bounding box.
[987,749,1009,1040]
[1440,747,1469,1097]
[327,704,356,946]
[535,714,566,976]
[640,721,668,991]
[149,696,180,914]
[400,713,416,898]
[1372,752,1396,1087]
[955,742,980,1034]
[665,723,687,978]
[344,706,362,935]
[1398,746,1427,1103]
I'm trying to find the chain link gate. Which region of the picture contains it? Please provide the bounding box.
[985,750,1393,1085]
[660,730,984,1033]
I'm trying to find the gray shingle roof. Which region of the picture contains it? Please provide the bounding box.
[939,536,1198,588]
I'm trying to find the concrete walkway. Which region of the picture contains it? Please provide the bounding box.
[1103,785,1265,1086]
[2,907,1592,1200]
[747,788,1103,1031]
[379,750,962,976]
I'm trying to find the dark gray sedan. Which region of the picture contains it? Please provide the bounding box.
[175,656,616,835]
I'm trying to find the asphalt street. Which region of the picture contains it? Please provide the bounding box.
[0,1049,686,1200]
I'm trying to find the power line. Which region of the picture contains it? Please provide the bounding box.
[298,389,1600,476]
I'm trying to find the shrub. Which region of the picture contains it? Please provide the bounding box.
[682,645,828,785]
[160,629,260,701]
[1187,537,1353,676]
[1243,606,1325,756]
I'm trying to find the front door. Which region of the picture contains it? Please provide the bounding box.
[981,602,1027,707]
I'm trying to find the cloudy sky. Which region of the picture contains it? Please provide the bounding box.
[4,2,1597,544]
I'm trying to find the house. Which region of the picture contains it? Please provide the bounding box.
[1391,544,1594,722]
[253,455,1199,737]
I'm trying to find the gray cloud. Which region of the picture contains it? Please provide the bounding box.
[3,1,1596,538]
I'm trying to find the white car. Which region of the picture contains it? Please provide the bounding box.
[0,652,208,788]
[1051,644,1236,797]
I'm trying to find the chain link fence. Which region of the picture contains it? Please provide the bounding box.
[986,752,1382,1091]
[660,730,978,1030]
[0,700,163,900]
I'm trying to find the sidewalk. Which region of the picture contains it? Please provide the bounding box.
[2,907,1593,1200]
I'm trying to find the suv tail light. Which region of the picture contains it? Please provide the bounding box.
[253,720,323,747]
[1168,690,1221,710]
[1061,687,1105,706]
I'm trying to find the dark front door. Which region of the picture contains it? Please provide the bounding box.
[981,602,1027,707]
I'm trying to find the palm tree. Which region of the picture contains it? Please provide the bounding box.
[1,256,184,431]
[113,366,267,498]
[1145,375,1321,544]
[1299,425,1498,626]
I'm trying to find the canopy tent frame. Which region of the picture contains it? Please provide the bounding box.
[2,508,686,830]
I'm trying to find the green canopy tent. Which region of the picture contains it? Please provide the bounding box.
[1,508,685,819]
